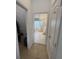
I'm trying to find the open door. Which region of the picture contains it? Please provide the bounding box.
[46,6,62,59]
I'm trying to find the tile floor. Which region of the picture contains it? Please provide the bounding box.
[19,43,48,59]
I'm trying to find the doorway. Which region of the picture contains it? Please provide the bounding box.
[33,13,48,45]
[16,1,28,48]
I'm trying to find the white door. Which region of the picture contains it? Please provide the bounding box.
[46,7,62,59]
[52,7,62,59]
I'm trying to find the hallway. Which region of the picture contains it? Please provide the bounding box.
[16,0,62,59]
[19,43,48,59]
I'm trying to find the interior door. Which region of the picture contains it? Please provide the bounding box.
[52,7,62,59]
[16,4,27,34]
[46,7,62,59]
[46,7,57,59]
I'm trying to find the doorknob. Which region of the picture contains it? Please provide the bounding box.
[48,35,51,38]
[53,41,57,47]
[54,43,57,47]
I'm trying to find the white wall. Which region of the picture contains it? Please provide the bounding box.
[32,0,50,13]
[17,0,34,49]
